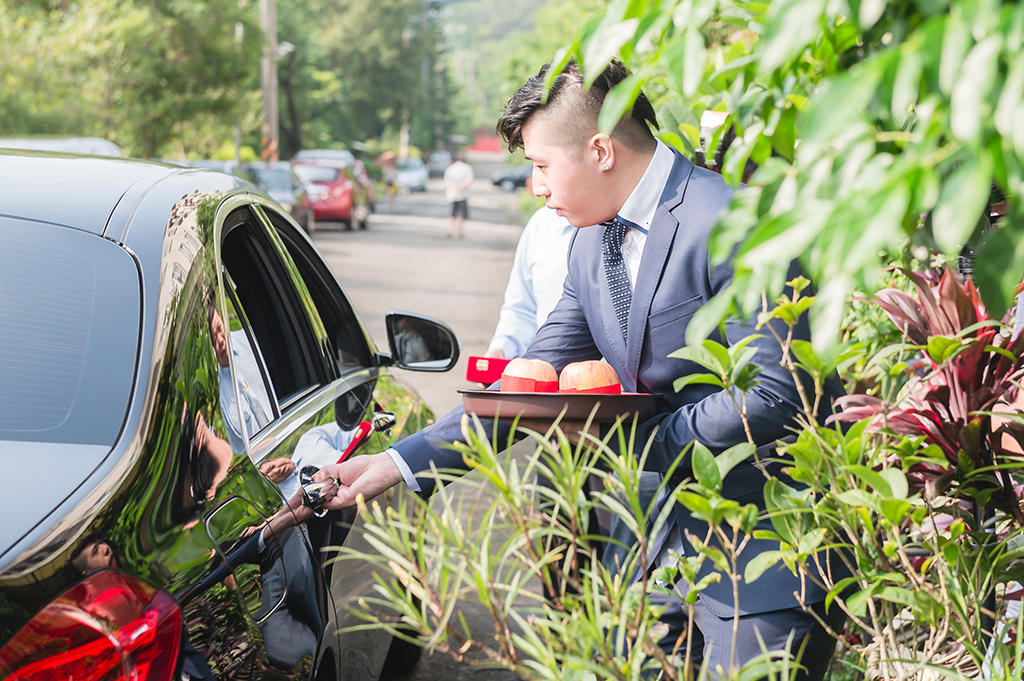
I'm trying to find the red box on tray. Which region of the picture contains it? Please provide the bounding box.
[465,355,512,384]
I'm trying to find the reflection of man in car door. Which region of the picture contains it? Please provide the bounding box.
[209,305,273,452]
[394,316,431,363]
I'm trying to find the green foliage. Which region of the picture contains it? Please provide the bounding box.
[555,0,1023,352]
[330,413,801,681]
[0,0,461,158]
[0,0,262,158]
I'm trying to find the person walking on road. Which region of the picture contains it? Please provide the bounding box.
[443,151,474,239]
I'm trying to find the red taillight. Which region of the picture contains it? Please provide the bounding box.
[0,570,181,681]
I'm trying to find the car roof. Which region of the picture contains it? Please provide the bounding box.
[293,149,355,163]
[0,150,248,237]
[0,136,125,156]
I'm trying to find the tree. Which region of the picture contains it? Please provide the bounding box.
[0,0,261,158]
[299,0,453,151]
[556,0,1022,350]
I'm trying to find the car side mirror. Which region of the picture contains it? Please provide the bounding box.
[384,312,460,372]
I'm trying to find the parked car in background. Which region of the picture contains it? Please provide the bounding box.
[241,161,316,233]
[163,158,241,175]
[0,150,461,681]
[0,136,125,156]
[427,150,452,177]
[490,162,533,192]
[395,157,429,192]
[293,148,355,166]
[293,161,372,230]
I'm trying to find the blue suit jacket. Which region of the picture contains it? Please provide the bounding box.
[394,151,845,615]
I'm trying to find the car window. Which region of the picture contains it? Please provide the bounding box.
[220,208,324,410]
[397,158,425,170]
[0,219,139,446]
[292,165,341,184]
[247,167,292,192]
[215,273,276,448]
[262,209,373,373]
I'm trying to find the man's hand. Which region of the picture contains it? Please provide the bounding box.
[259,457,296,483]
[481,348,506,387]
[312,452,404,509]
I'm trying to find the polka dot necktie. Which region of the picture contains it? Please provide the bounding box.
[602,218,632,339]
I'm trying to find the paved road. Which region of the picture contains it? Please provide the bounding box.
[313,155,531,680]
[313,157,529,415]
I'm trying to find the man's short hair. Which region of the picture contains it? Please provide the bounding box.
[496,59,658,154]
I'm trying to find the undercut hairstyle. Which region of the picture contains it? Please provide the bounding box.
[496,59,659,154]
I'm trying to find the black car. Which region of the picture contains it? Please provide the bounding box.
[490,162,532,192]
[0,151,460,681]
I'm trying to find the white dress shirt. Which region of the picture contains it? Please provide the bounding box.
[615,140,676,287]
[488,206,576,357]
[388,140,677,493]
[221,329,274,454]
[278,423,362,499]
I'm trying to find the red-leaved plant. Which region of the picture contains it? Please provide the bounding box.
[834,265,1024,524]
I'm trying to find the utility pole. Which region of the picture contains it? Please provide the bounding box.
[260,0,279,162]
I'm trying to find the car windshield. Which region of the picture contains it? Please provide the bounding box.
[0,220,140,446]
[249,167,292,191]
[293,165,341,184]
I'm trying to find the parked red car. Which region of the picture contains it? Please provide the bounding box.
[292,161,371,230]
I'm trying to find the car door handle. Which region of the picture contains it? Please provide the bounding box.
[371,410,396,437]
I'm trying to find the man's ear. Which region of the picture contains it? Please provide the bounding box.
[590,133,615,171]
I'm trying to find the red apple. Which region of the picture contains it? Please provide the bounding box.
[558,360,622,394]
[500,358,558,392]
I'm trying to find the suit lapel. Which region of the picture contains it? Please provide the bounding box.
[625,154,695,386]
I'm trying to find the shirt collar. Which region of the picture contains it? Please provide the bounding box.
[617,140,674,234]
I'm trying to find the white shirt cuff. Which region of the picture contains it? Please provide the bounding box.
[385,448,421,493]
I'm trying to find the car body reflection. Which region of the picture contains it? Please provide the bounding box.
[0,152,459,681]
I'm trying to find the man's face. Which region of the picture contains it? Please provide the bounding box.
[209,309,230,368]
[523,114,614,227]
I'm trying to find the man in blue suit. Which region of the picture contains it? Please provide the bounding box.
[316,59,845,678]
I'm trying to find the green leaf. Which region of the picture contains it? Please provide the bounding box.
[845,587,871,618]
[692,441,722,493]
[673,373,725,393]
[931,155,992,253]
[668,345,719,370]
[891,43,923,120]
[598,73,646,137]
[879,498,912,525]
[758,0,827,73]
[685,291,733,347]
[716,442,755,478]
[789,338,825,375]
[744,549,783,583]
[925,335,962,364]
[973,216,1024,319]
[835,488,879,511]
[950,37,1000,144]
[676,490,713,520]
[939,9,970,95]
[739,504,759,533]
[662,33,689,97]
[582,18,639,86]
[797,527,828,555]
[876,586,916,609]
[681,30,706,97]
[879,468,908,499]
